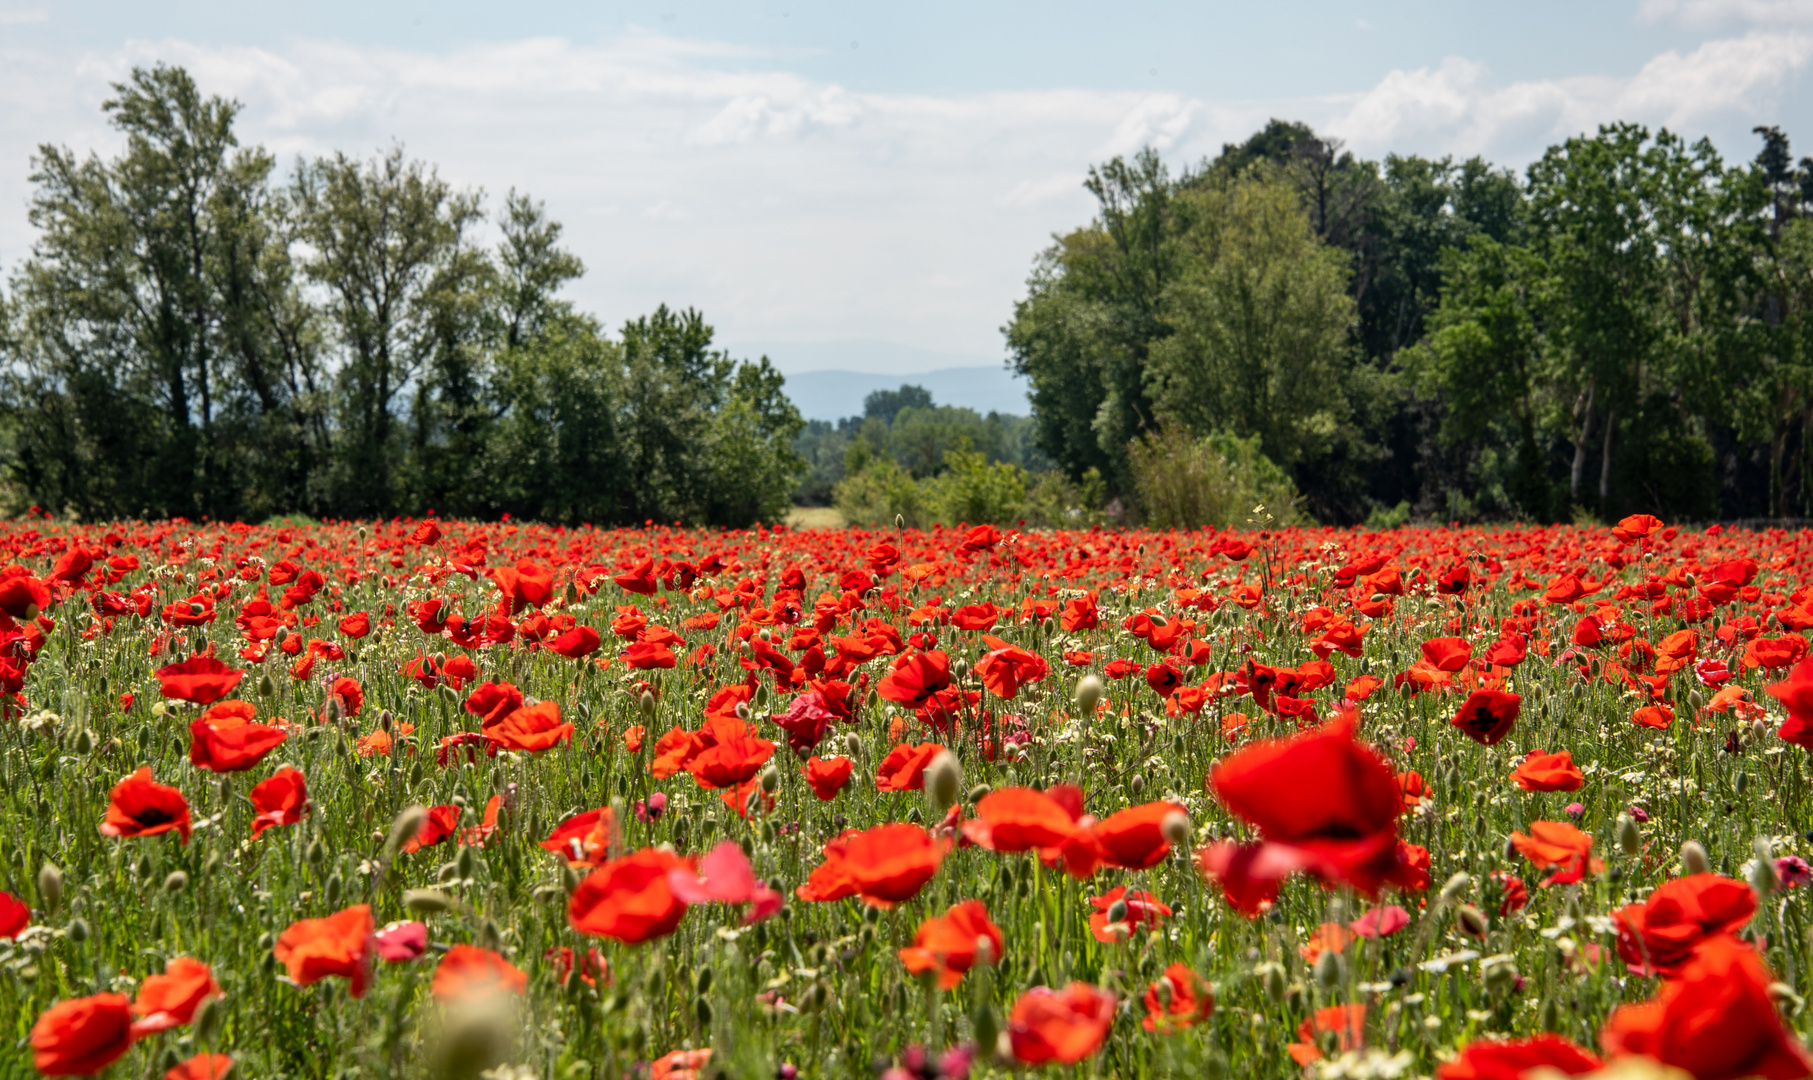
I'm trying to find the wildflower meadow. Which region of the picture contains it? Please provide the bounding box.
[4,512,1813,1080]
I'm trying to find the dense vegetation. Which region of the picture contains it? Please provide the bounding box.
[0,66,804,528]
[1007,122,1813,526]
[9,515,1813,1080]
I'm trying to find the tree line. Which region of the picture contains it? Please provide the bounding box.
[0,65,805,526]
[1007,120,1813,525]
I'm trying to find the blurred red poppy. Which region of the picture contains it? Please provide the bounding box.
[1008,982,1115,1065]
[1142,963,1212,1033]
[1437,1035,1601,1080]
[876,742,946,792]
[189,701,286,773]
[1510,821,1602,885]
[804,755,855,800]
[431,944,527,1002]
[30,993,136,1076]
[569,848,693,944]
[250,767,309,838]
[130,956,217,1034]
[156,656,245,705]
[1511,749,1584,792]
[1450,688,1521,746]
[898,899,1002,989]
[1612,873,1757,977]
[273,904,373,998]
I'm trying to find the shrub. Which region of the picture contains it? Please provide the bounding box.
[1127,425,1305,528]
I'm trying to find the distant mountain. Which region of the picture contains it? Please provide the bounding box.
[782,366,1032,422]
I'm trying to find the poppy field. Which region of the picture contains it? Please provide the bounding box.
[6,513,1813,1080]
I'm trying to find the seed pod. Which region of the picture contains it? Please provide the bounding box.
[404,888,453,914]
[162,871,189,894]
[387,805,430,854]
[1256,961,1286,1003]
[1617,815,1642,857]
[925,750,962,817]
[1074,674,1104,716]
[641,691,657,720]
[66,917,89,943]
[1313,949,1341,989]
[1456,904,1490,940]
[760,764,781,794]
[36,862,62,913]
[844,733,862,759]
[1682,840,1712,877]
[306,839,326,867]
[325,872,343,907]
[696,966,714,995]
[1129,773,1145,795]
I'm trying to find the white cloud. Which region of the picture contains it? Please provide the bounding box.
[0,27,1806,362]
[1639,0,1813,25]
[0,10,46,25]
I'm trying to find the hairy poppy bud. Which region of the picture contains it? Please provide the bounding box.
[1736,771,1751,795]
[696,966,713,995]
[1161,810,1192,848]
[1482,954,1518,995]
[734,701,750,721]
[456,845,477,880]
[1538,995,1560,1031]
[1255,961,1286,1003]
[387,805,430,855]
[1074,674,1104,715]
[1456,904,1489,939]
[38,862,62,913]
[1313,949,1341,989]
[1617,815,1641,857]
[1129,773,1145,794]
[379,709,393,732]
[845,732,863,759]
[405,888,453,914]
[760,764,781,794]
[925,749,961,817]
[74,728,93,755]
[162,870,188,894]
[67,916,89,942]
[1440,871,1471,903]
[1106,898,1129,924]
[325,871,343,907]
[193,995,222,1043]
[1681,840,1711,877]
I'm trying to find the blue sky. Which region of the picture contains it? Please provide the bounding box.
[1,1,1807,371]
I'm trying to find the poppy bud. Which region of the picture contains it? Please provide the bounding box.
[1161,810,1192,848]
[405,888,453,914]
[456,845,477,880]
[203,849,222,877]
[74,728,93,755]
[925,749,961,817]
[306,838,327,867]
[193,995,223,1043]
[137,852,156,881]
[163,870,188,894]
[1255,961,1286,1003]
[759,628,772,642]
[1074,674,1104,715]
[1440,871,1471,902]
[1482,955,1518,995]
[1539,995,1560,1031]
[695,997,712,1026]
[1682,840,1711,876]
[325,871,343,907]
[967,783,991,803]
[734,702,750,721]
[1129,773,1145,794]
[1736,771,1750,795]
[1617,814,1641,857]
[1456,904,1489,939]
[1106,898,1129,924]
[760,764,781,794]
[696,966,713,995]
[38,862,62,913]
[1313,949,1341,989]
[971,1000,999,1053]
[845,732,863,759]
[379,709,393,732]
[387,805,430,855]
[895,514,905,530]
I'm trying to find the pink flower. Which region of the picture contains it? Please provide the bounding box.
[1694,658,1733,686]
[667,840,783,923]
[1348,905,1411,939]
[635,792,668,823]
[1777,856,1811,888]
[374,921,429,962]
[1564,802,1585,818]
[1629,805,1650,823]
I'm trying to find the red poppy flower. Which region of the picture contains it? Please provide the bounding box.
[101,767,192,844]
[569,848,693,944]
[1145,660,1184,698]
[873,645,948,699]
[1088,886,1171,943]
[898,899,1003,989]
[1008,982,1116,1065]
[966,787,1085,852]
[1767,656,1813,749]
[546,625,602,659]
[485,700,573,752]
[1450,688,1521,746]
[666,840,783,923]
[620,640,677,669]
[1205,716,1401,900]
[326,676,364,719]
[541,807,619,867]
[772,691,838,754]
[1288,1003,1367,1064]
[1601,934,1813,1080]
[876,742,947,792]
[155,656,245,706]
[401,805,461,854]
[1092,801,1186,869]
[431,944,527,1002]
[130,956,217,1034]
[188,702,287,773]
[1511,749,1584,792]
[464,682,524,725]
[686,727,776,790]
[1510,820,1603,885]
[974,639,1050,699]
[803,755,854,800]
[1420,636,1472,672]
[250,767,309,838]
[165,1053,235,1080]
[796,823,946,907]
[30,993,136,1076]
[273,904,374,998]
[338,611,371,639]
[1437,1035,1602,1080]
[1142,963,1212,1033]
[1612,873,1757,977]
[0,890,29,939]
[491,561,555,612]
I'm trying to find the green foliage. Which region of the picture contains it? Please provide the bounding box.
[925,446,1026,526]
[1126,424,1303,528]
[0,65,801,528]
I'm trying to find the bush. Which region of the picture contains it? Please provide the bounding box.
[832,441,933,528]
[926,448,1026,526]
[1127,425,1305,528]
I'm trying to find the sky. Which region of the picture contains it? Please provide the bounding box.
[0,0,1808,373]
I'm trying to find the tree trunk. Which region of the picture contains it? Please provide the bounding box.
[1599,406,1616,506]
[1570,380,1597,502]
